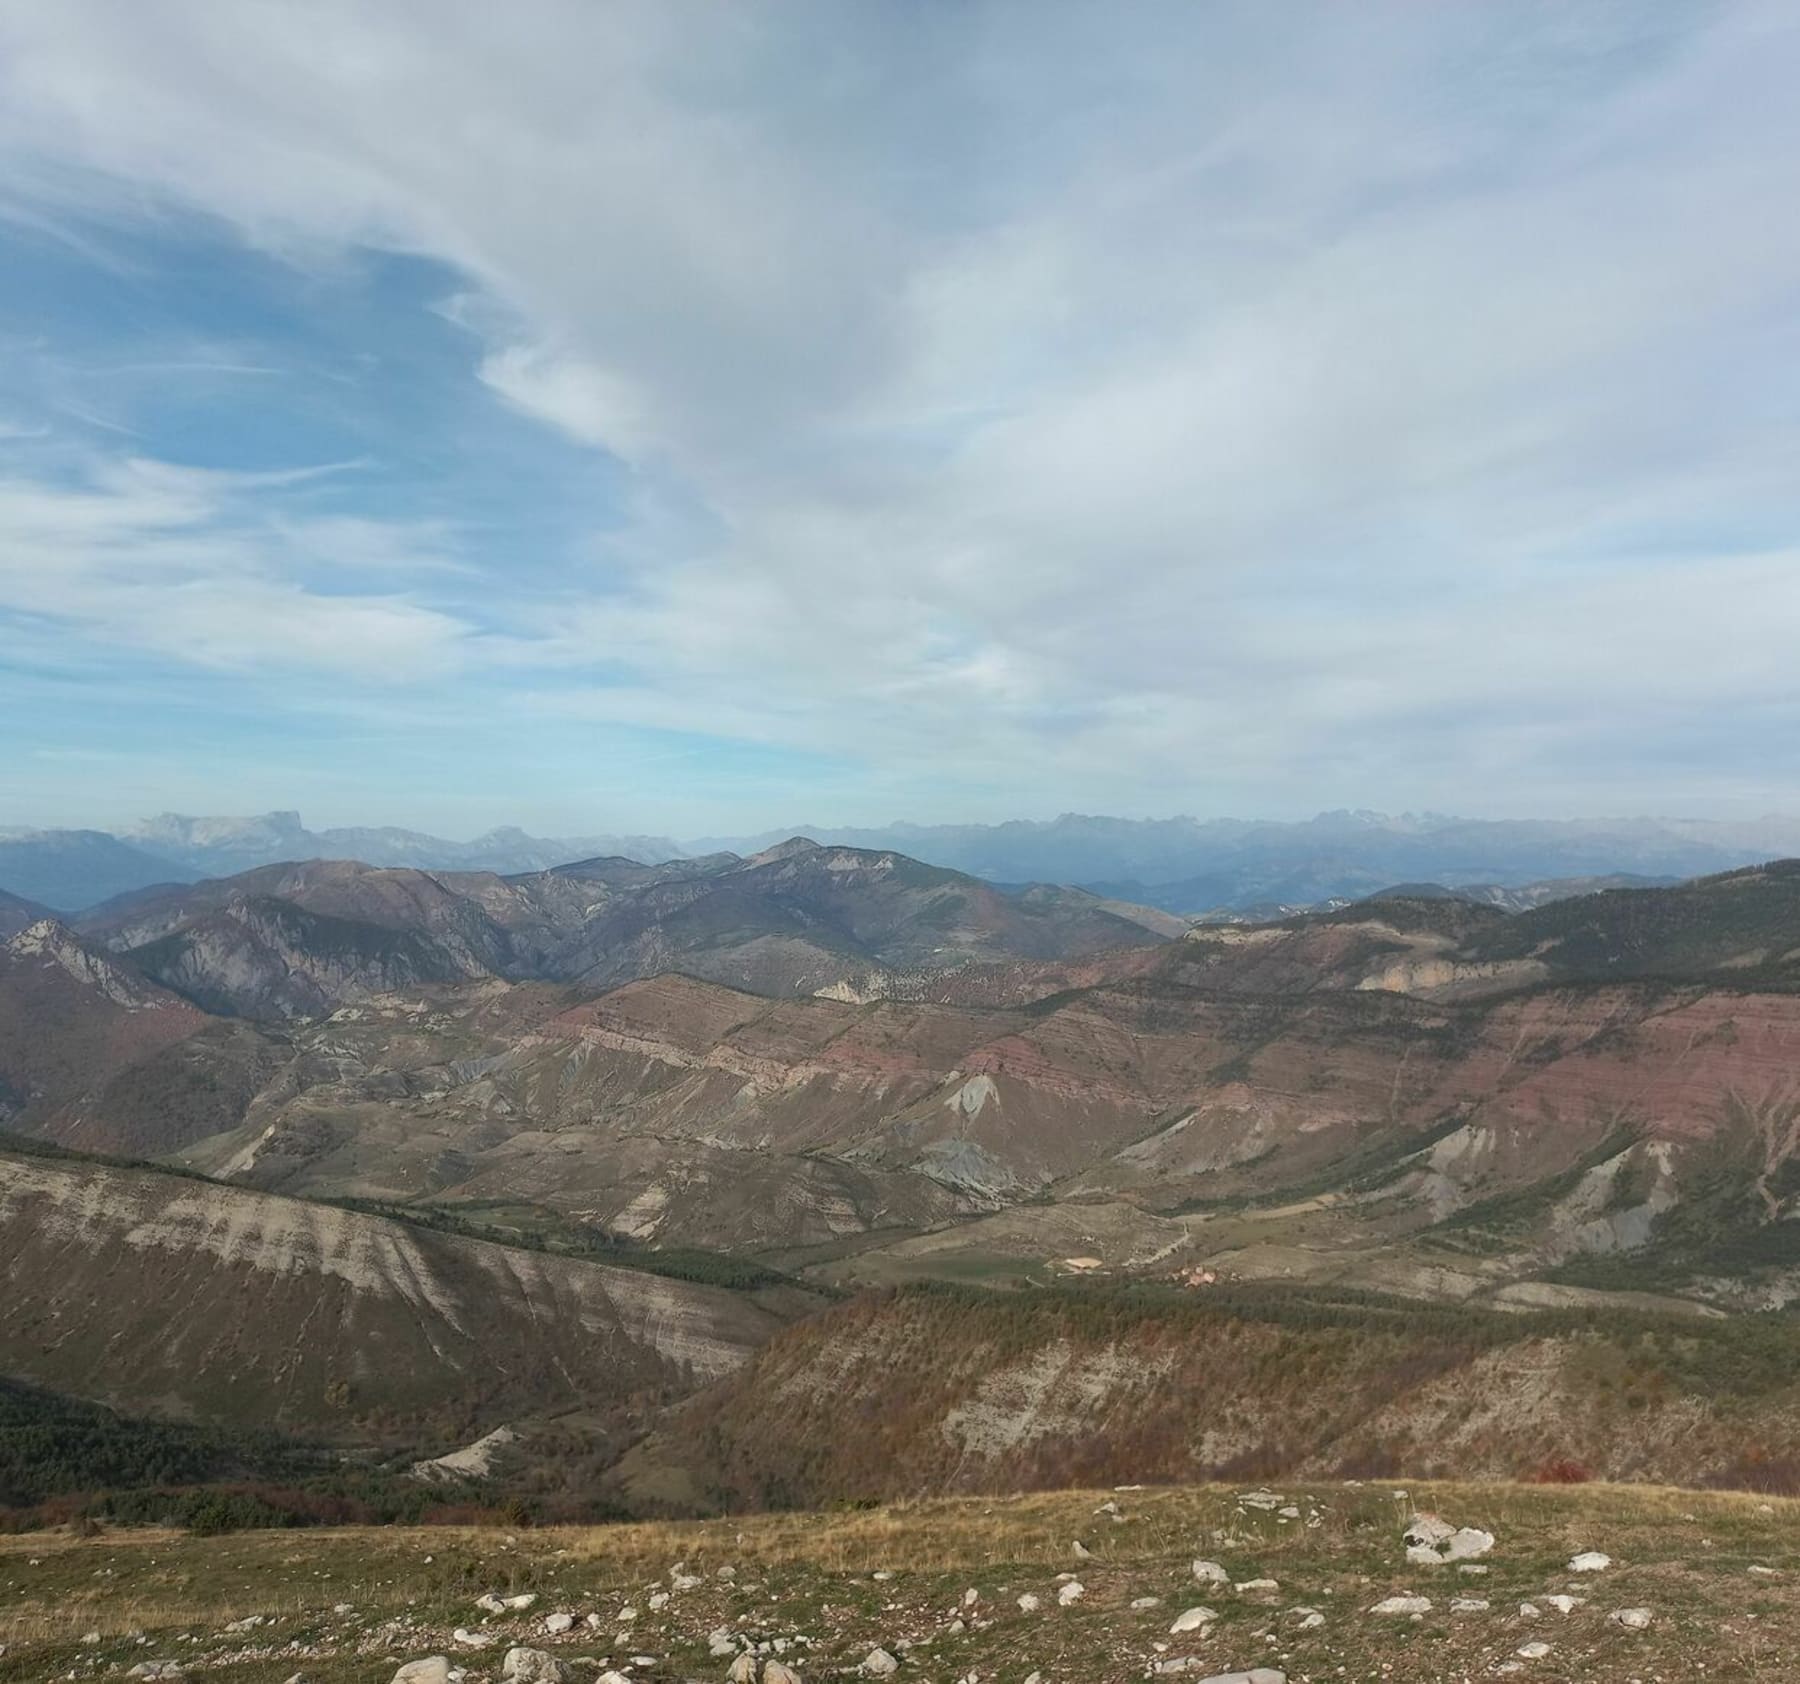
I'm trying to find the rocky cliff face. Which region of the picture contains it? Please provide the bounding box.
[0,919,211,1129]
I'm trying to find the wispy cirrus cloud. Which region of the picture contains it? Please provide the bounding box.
[0,457,473,680]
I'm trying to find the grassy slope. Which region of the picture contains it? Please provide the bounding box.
[1,1482,1794,1683]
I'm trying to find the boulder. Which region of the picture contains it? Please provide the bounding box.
[1170,1607,1219,1634]
[476,1594,508,1616]
[764,1664,801,1684]
[1016,1594,1042,1613]
[1369,1595,1431,1615]
[1568,1552,1611,1573]
[728,1653,759,1684]
[501,1648,574,1683]
[1449,1599,1490,1614]
[1609,1608,1653,1631]
[392,1662,451,1684]
[1402,1514,1454,1549]
[710,1630,741,1658]
[861,1648,899,1677]
[1516,1641,1551,1660]
[542,1613,575,1635]
[1403,1515,1495,1567]
[1191,1560,1230,1586]
[1058,1581,1085,1606]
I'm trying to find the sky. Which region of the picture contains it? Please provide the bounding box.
[1,0,1798,838]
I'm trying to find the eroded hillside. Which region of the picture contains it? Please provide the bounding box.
[620,1283,1800,1513]
[0,1148,802,1447]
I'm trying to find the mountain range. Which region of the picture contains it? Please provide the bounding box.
[5,830,1800,1522]
[701,811,1800,912]
[0,813,682,911]
[6,807,1800,913]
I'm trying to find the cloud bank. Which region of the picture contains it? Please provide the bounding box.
[1,1,1797,831]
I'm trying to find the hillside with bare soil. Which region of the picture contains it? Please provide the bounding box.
[0,1147,806,1447]
[619,1283,1800,1513]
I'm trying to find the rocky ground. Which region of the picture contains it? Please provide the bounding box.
[1,1483,1794,1684]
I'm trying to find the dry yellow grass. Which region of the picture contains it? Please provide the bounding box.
[1,1482,1795,1682]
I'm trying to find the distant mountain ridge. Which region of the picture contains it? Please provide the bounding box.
[8,806,1800,916]
[699,811,1800,912]
[126,810,683,880]
[74,839,1180,1019]
[0,812,684,911]
[0,829,190,912]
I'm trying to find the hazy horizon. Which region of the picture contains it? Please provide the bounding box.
[12,803,1800,849]
[4,3,1799,834]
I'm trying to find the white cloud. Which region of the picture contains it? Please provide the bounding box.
[0,457,472,680]
[0,1,1798,818]
[477,341,654,462]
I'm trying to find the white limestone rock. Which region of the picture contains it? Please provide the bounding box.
[1369,1596,1431,1615]
[501,1649,573,1684]
[392,1662,451,1684]
[1170,1607,1219,1633]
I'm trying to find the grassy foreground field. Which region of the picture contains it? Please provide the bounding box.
[1,1482,1793,1683]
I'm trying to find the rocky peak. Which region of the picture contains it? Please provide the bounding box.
[5,918,168,1009]
[746,836,825,867]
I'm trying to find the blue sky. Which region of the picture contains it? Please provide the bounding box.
[1,1,1798,837]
